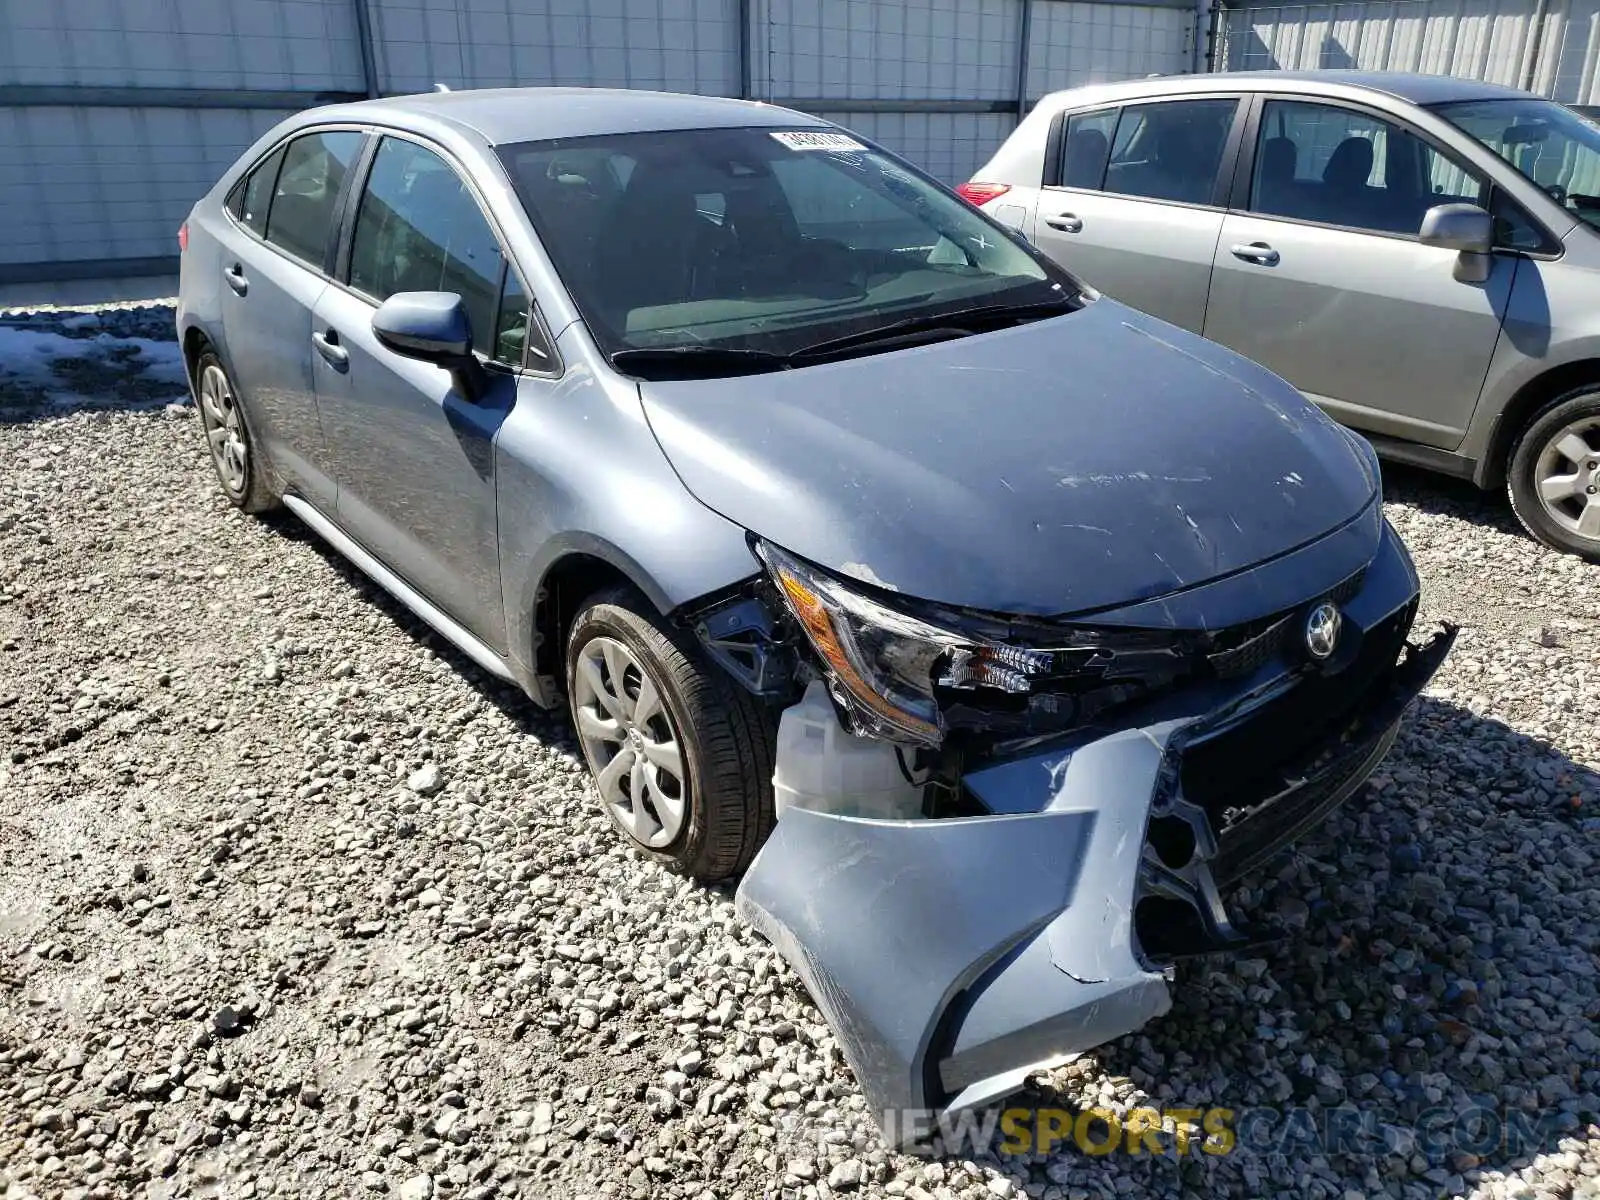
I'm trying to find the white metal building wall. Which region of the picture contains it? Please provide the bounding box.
[1026,1,1195,93]
[0,0,367,90]
[755,0,1023,100]
[1216,0,1600,106]
[368,0,741,95]
[0,0,1200,282]
[0,106,293,268]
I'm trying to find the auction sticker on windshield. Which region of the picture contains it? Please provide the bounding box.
[770,131,865,152]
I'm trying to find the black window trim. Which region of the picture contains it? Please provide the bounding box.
[226,142,285,232]
[331,125,563,380]
[224,125,369,278]
[220,122,371,276]
[1228,91,1564,258]
[1041,93,1250,214]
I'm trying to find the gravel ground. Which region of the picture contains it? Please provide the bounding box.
[1,304,1597,1200]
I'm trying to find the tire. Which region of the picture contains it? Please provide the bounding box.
[1507,386,1600,562]
[565,587,775,882]
[193,349,280,514]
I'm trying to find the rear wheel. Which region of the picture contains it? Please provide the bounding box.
[195,350,279,514]
[1507,387,1600,561]
[566,588,774,882]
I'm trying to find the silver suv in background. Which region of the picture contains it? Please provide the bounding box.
[962,71,1600,560]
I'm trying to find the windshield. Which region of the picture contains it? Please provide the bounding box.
[1432,98,1600,232]
[498,126,1074,367]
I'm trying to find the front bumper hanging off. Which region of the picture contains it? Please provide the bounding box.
[735,529,1455,1148]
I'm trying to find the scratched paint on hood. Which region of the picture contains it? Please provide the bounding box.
[639,298,1376,616]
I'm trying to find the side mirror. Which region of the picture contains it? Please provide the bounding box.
[1419,203,1494,284]
[372,291,488,401]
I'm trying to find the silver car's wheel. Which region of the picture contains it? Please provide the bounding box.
[192,350,278,513]
[565,588,775,881]
[199,362,249,497]
[1532,417,1600,540]
[1508,387,1600,562]
[572,634,688,849]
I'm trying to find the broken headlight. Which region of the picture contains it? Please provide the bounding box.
[756,542,1195,746]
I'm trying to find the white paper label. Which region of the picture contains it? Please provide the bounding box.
[769,131,865,152]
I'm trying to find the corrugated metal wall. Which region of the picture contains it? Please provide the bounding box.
[0,0,368,90]
[1216,0,1600,106]
[0,0,1200,283]
[368,0,741,95]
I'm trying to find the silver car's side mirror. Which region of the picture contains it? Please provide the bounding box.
[1419,203,1494,284]
[372,290,488,401]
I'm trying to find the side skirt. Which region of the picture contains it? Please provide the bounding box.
[282,493,517,685]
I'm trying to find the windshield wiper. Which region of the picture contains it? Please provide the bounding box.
[609,294,1078,379]
[789,296,1078,362]
[609,345,791,379]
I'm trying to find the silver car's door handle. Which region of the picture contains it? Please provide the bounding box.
[312,329,349,370]
[1230,242,1280,266]
[223,263,248,296]
[1044,212,1084,233]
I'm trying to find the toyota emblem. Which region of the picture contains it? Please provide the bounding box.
[1304,602,1342,661]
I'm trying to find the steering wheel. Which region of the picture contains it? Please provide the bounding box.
[1543,182,1568,205]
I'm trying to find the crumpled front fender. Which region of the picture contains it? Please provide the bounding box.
[735,722,1187,1144]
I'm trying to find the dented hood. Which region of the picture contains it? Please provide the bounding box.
[639,298,1377,616]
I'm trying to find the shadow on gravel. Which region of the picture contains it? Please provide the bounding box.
[1384,463,1529,542]
[260,509,567,746]
[1001,692,1599,1194]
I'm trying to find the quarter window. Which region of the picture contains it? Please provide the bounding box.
[495,267,541,368]
[1060,109,1117,190]
[1248,100,1483,237]
[349,137,517,363]
[235,146,285,236]
[263,130,363,266]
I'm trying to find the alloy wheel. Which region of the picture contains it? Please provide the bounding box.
[1533,417,1600,542]
[198,363,249,496]
[572,635,688,849]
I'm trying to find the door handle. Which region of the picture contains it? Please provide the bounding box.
[1044,213,1084,233]
[223,263,248,296]
[1230,241,1280,266]
[312,329,348,370]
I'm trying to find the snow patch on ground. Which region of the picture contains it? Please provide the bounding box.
[0,322,189,411]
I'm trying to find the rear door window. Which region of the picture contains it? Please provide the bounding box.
[1101,99,1239,206]
[263,130,363,267]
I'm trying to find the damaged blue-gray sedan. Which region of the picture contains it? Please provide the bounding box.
[176,87,1454,1145]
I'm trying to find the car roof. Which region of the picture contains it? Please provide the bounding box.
[305,87,828,146]
[1037,69,1534,111]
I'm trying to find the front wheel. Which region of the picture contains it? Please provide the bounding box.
[566,588,775,882]
[1507,388,1600,561]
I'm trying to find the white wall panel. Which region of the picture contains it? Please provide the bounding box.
[0,0,364,90]
[368,0,740,95]
[753,0,1020,100]
[1219,0,1535,88]
[0,107,290,265]
[1026,2,1193,97]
